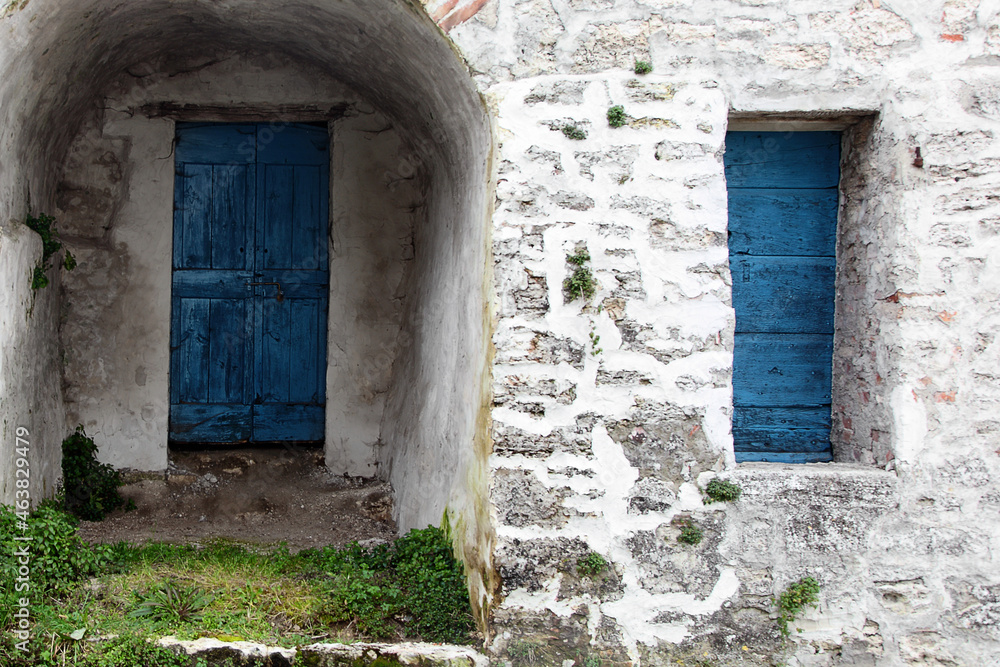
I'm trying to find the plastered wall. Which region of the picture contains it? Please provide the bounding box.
[56,57,422,476]
[0,0,495,629]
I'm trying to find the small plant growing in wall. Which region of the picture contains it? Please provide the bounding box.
[24,212,75,290]
[607,105,627,128]
[634,60,653,75]
[576,552,608,577]
[562,124,588,140]
[508,640,542,666]
[564,248,596,302]
[776,577,821,636]
[704,478,742,503]
[588,326,603,357]
[676,521,703,545]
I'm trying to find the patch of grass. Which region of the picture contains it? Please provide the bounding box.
[561,124,587,140]
[634,60,653,74]
[776,577,820,635]
[704,478,742,503]
[576,552,608,577]
[314,525,474,643]
[607,105,627,128]
[1,509,475,665]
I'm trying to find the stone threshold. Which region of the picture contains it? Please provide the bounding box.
[158,636,490,666]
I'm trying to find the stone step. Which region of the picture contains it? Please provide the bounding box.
[158,636,489,666]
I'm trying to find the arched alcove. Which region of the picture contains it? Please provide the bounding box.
[0,0,495,624]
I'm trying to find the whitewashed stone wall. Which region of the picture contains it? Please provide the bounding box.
[444,0,1000,664]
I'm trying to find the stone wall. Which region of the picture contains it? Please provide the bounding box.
[445,0,1000,664]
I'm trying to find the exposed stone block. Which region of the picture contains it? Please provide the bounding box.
[495,536,591,593]
[607,400,717,484]
[493,374,577,406]
[575,146,639,183]
[494,327,585,369]
[491,468,571,527]
[624,78,677,102]
[571,20,651,72]
[628,514,725,596]
[596,367,653,386]
[492,417,594,458]
[626,477,676,514]
[523,80,588,105]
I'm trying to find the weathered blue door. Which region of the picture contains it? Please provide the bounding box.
[725,131,838,463]
[170,123,329,444]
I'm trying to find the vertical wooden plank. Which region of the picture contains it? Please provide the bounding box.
[291,166,322,270]
[181,165,213,269]
[252,133,265,413]
[288,298,320,403]
[263,165,294,270]
[177,298,210,403]
[208,299,247,403]
[211,165,250,270]
[169,297,182,405]
[172,166,186,271]
[261,295,291,403]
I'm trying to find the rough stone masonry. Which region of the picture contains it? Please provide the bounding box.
[1,0,999,665]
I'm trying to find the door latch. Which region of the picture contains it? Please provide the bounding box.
[246,281,284,302]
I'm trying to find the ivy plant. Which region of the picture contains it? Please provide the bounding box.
[24,212,75,290]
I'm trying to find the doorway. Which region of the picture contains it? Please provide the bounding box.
[169,122,330,445]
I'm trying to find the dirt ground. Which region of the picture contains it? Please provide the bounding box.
[76,446,397,551]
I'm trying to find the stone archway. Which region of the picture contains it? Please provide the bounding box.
[0,0,495,627]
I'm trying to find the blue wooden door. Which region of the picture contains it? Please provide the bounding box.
[170,123,329,444]
[725,131,838,463]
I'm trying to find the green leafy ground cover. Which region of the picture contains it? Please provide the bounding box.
[0,505,475,666]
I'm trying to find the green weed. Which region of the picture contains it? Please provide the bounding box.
[314,526,474,643]
[564,249,596,301]
[130,579,214,623]
[61,426,129,521]
[677,522,703,545]
[776,577,820,635]
[607,105,627,128]
[576,552,608,577]
[703,479,742,503]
